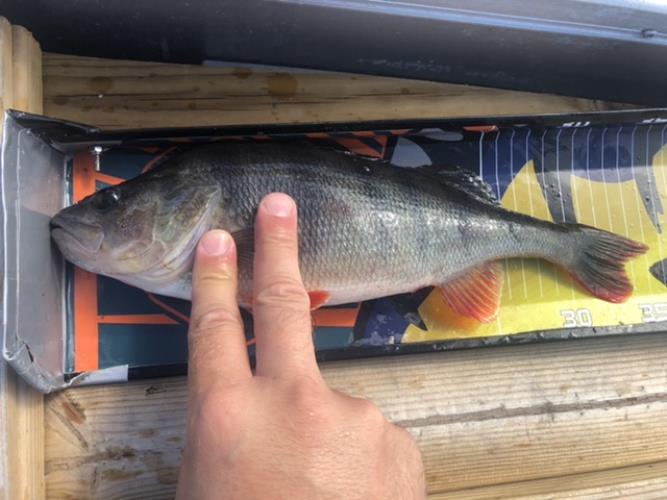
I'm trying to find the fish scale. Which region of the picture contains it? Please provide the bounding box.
[50,142,648,323]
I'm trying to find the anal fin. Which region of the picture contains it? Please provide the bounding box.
[437,262,504,323]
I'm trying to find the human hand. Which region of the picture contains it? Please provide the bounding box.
[176,193,425,500]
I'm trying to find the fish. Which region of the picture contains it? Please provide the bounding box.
[50,141,648,322]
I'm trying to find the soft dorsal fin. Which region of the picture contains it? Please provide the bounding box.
[437,261,504,323]
[423,165,499,206]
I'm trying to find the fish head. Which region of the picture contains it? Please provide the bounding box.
[50,179,164,275]
[50,172,219,287]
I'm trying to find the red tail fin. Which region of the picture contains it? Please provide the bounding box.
[565,225,648,303]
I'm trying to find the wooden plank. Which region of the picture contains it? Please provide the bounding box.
[45,333,667,499]
[10,26,31,113]
[432,461,667,499]
[1,370,46,500]
[0,17,12,139]
[28,28,42,114]
[42,53,632,130]
[11,24,42,114]
[0,18,14,499]
[40,51,656,498]
[0,18,45,500]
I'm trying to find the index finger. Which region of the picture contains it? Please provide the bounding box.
[188,230,251,390]
[252,193,320,379]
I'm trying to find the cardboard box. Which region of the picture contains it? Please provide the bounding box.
[4,109,667,392]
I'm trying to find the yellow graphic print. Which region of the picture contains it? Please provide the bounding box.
[403,146,667,343]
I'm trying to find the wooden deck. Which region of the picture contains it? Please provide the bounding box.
[45,334,667,499]
[2,18,667,499]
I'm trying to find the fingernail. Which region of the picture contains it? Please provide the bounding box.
[264,193,294,217]
[200,231,231,256]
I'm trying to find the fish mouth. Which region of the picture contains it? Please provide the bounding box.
[50,215,104,255]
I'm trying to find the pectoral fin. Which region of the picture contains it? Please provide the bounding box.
[308,291,331,310]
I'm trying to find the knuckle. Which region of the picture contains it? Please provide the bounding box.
[266,307,313,343]
[190,388,245,446]
[356,399,386,427]
[392,424,422,454]
[255,280,310,311]
[290,377,326,409]
[261,227,298,250]
[188,342,226,374]
[196,268,235,287]
[194,387,227,420]
[190,307,241,337]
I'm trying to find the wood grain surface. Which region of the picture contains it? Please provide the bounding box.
[0,17,45,500]
[45,333,667,498]
[434,461,667,499]
[7,47,660,499]
[42,53,631,130]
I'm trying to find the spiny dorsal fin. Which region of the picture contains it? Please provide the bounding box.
[424,165,499,206]
[437,261,504,323]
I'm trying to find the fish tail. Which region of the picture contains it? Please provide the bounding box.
[560,224,648,303]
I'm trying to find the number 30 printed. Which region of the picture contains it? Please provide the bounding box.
[560,308,593,328]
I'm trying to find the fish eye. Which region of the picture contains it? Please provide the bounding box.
[92,188,121,211]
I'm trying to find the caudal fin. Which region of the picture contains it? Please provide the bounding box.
[565,225,648,303]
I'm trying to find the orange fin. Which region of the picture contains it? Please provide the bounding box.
[308,291,331,310]
[437,262,504,323]
[240,295,253,312]
[240,292,330,311]
[561,224,647,303]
